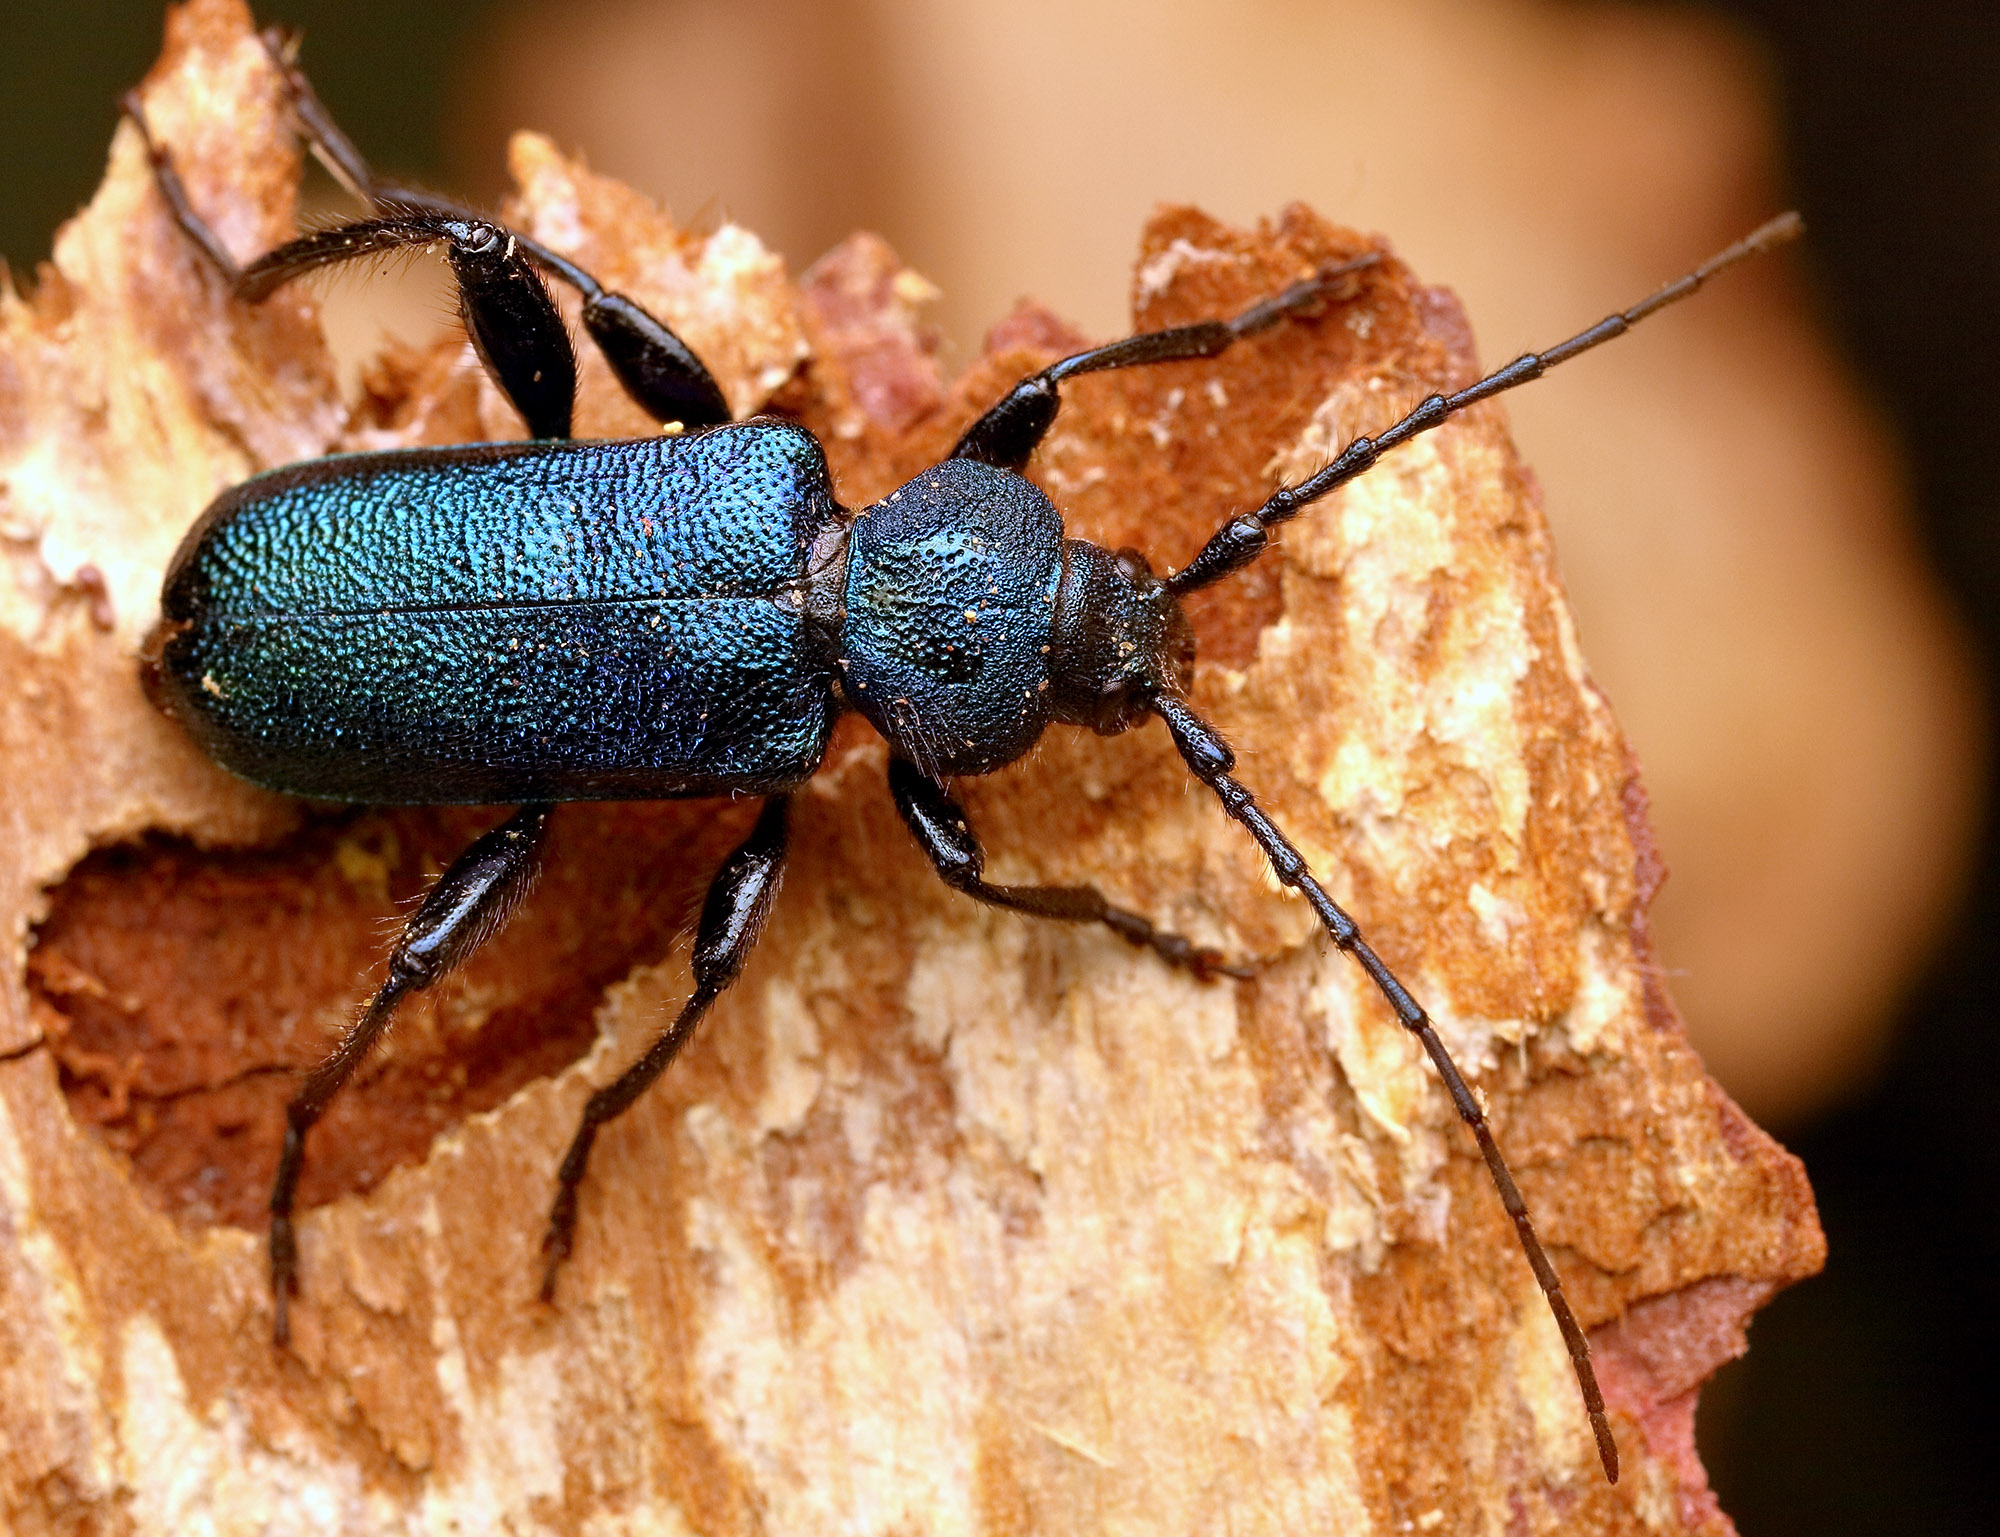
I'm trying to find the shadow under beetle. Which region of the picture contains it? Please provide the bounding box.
[127,25,1801,1485]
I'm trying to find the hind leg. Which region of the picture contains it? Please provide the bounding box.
[269,804,553,1344]
[124,33,730,431]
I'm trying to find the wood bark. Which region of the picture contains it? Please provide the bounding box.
[0,3,1823,1532]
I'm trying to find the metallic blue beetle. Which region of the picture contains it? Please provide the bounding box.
[154,430,1173,801]
[129,29,1799,1484]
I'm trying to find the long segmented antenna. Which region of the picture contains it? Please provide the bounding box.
[1152,694,1621,1481]
[1142,217,1807,1482]
[1167,212,1804,595]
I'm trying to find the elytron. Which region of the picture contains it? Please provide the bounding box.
[127,23,1800,1485]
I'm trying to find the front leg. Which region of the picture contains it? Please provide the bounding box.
[271,803,553,1345]
[951,252,1379,472]
[539,796,790,1300]
[890,757,1250,979]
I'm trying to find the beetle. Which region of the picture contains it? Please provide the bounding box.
[123,26,1800,1487]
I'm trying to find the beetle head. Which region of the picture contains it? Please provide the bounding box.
[1047,541,1195,735]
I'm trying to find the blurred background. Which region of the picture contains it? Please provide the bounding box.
[2,1,1993,1529]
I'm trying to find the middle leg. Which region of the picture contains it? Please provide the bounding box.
[539,795,791,1300]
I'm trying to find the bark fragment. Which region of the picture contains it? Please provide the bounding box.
[0,2,1821,1531]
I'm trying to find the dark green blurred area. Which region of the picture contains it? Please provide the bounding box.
[0,0,495,277]
[4,4,1998,1533]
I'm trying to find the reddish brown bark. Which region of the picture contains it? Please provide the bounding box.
[0,3,1820,1531]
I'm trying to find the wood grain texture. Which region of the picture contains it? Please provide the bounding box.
[0,2,1822,1531]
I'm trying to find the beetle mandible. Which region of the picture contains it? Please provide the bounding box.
[124,25,1801,1487]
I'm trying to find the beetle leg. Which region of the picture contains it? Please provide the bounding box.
[260,25,731,430]
[889,757,1254,980]
[1149,692,1620,1482]
[269,804,553,1346]
[257,28,733,430]
[120,92,247,285]
[254,25,377,202]
[217,206,579,440]
[125,32,731,434]
[951,252,1381,472]
[539,796,790,1302]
